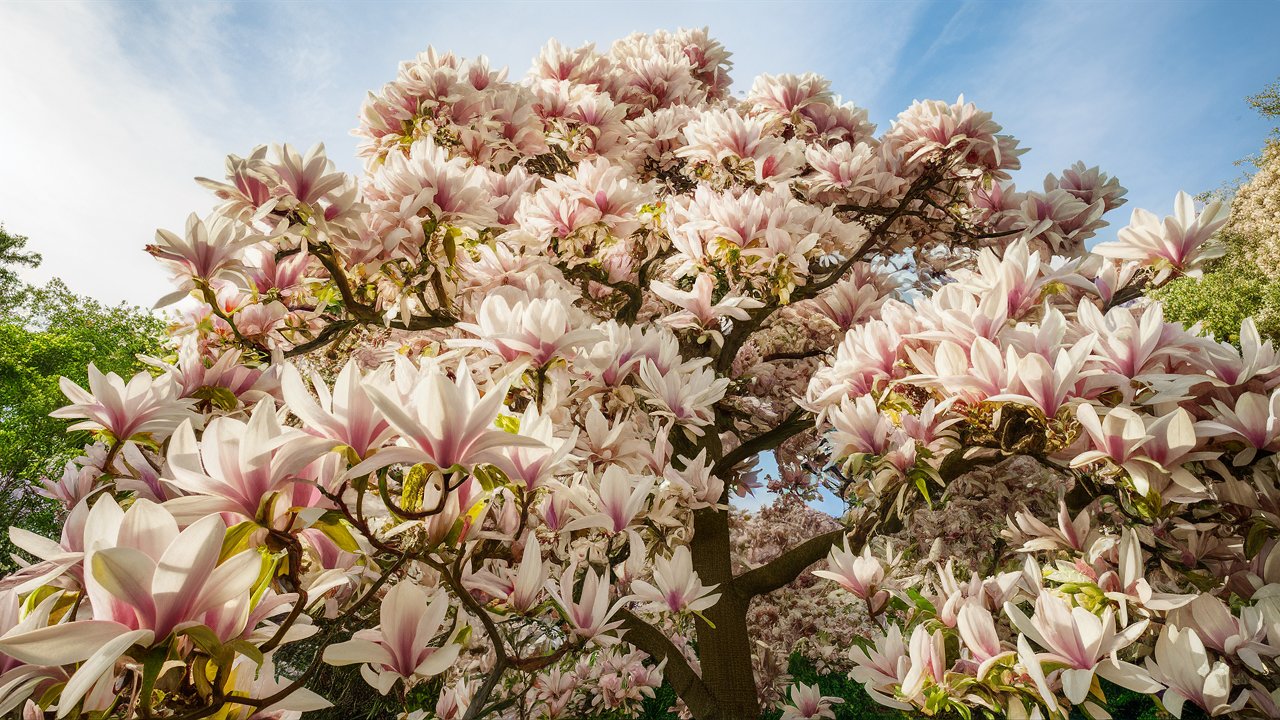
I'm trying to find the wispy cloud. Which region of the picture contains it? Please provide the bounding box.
[0,2,223,305]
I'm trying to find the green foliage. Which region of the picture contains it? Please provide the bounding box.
[0,224,40,308]
[1248,76,1280,134]
[1151,258,1280,345]
[0,277,165,572]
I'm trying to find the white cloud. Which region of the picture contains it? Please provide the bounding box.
[0,2,224,306]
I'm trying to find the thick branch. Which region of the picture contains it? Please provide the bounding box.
[732,528,845,598]
[710,408,811,478]
[761,349,826,363]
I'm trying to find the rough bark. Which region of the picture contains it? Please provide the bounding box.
[690,506,760,720]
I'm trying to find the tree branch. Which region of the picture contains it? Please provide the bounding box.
[732,528,846,598]
[761,349,826,363]
[710,408,811,478]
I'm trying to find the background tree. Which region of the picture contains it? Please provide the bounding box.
[0,224,40,307]
[1154,77,1280,344]
[0,252,165,571]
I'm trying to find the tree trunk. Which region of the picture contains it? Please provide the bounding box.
[689,505,761,720]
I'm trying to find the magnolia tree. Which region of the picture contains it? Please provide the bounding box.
[3,27,1279,720]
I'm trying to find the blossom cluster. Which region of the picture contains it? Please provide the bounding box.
[803,201,1280,717]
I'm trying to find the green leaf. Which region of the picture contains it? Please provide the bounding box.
[226,639,265,667]
[1246,520,1274,559]
[312,511,361,553]
[139,645,170,708]
[191,385,240,411]
[220,521,259,563]
[180,625,224,657]
[904,588,937,615]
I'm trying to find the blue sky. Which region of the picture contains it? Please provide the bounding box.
[1,1,1277,306]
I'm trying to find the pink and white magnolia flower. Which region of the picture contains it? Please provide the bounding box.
[1094,191,1228,281]
[1198,389,1280,465]
[1171,595,1275,674]
[82,496,264,641]
[453,287,600,366]
[662,450,724,510]
[1145,625,1249,718]
[51,366,194,443]
[629,546,721,615]
[546,565,625,645]
[354,358,541,474]
[322,581,461,694]
[496,405,578,491]
[848,625,912,710]
[778,681,844,720]
[467,534,549,614]
[637,359,729,434]
[1005,593,1159,707]
[812,538,889,612]
[146,213,262,306]
[563,466,655,535]
[1007,502,1093,553]
[1072,404,1150,470]
[163,401,333,523]
[988,340,1095,418]
[280,361,394,459]
[898,625,947,704]
[956,603,1015,679]
[219,653,333,719]
[650,274,764,343]
[826,394,895,458]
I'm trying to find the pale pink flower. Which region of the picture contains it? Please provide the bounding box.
[51,366,194,442]
[650,274,764,343]
[322,581,461,694]
[1006,502,1092,553]
[220,653,332,719]
[848,625,912,710]
[1005,593,1159,706]
[898,625,947,703]
[1171,595,1275,674]
[563,466,654,534]
[453,287,600,366]
[1198,389,1280,465]
[1072,404,1151,468]
[146,213,260,306]
[812,538,888,612]
[826,394,894,458]
[467,535,548,614]
[1094,191,1229,281]
[778,681,843,720]
[354,358,541,474]
[808,274,890,330]
[637,359,728,435]
[956,603,1015,679]
[496,405,578,491]
[629,546,720,615]
[82,496,263,641]
[1145,625,1249,718]
[280,361,394,459]
[546,565,625,645]
[163,401,332,523]
[662,449,724,510]
[988,340,1095,417]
